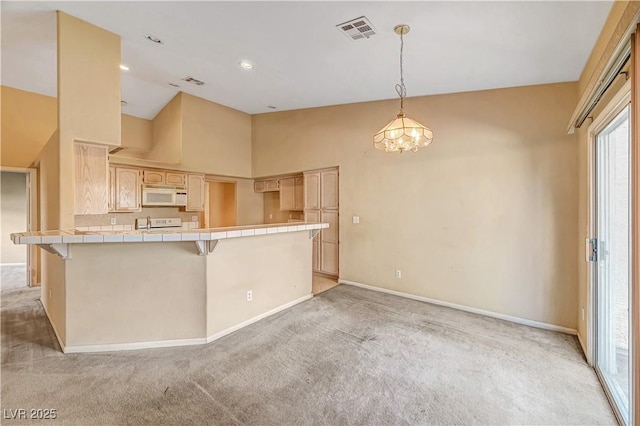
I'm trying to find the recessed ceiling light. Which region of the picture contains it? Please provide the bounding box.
[168,83,180,88]
[240,61,254,70]
[144,34,163,44]
[267,105,277,110]
[120,64,129,71]
[121,100,128,107]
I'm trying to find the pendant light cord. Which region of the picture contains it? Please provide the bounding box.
[395,29,406,113]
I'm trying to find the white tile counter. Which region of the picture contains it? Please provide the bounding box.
[11,222,328,258]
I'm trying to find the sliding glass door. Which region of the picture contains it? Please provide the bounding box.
[594,104,632,425]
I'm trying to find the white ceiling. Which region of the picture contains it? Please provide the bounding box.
[1,1,612,119]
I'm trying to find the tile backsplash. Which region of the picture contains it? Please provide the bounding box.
[75,207,203,230]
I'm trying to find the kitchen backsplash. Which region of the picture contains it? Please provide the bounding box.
[75,207,203,229]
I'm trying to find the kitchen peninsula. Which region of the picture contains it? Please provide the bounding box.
[11,222,327,353]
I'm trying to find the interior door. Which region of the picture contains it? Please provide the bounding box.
[594,104,632,425]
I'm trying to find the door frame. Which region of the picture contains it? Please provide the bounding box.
[587,80,632,425]
[1,166,38,287]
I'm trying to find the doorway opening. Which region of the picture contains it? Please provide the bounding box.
[205,181,237,228]
[1,168,37,290]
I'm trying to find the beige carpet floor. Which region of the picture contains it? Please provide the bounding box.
[1,284,616,425]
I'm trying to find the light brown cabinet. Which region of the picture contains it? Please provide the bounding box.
[294,176,304,211]
[279,176,304,211]
[114,167,142,212]
[254,178,280,193]
[186,174,205,211]
[143,170,165,185]
[166,172,186,187]
[304,172,320,209]
[304,167,339,277]
[74,142,109,215]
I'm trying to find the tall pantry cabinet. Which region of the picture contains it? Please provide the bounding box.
[304,168,339,277]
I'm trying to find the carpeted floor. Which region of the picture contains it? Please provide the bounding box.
[1,284,616,425]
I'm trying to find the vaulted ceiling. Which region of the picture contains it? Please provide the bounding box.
[1,1,612,119]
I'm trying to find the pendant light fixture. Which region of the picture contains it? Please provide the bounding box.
[373,24,433,153]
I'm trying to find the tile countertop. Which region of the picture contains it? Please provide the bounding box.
[11,222,329,245]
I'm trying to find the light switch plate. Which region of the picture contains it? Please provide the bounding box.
[191,216,198,222]
[110,218,117,225]
[352,216,360,224]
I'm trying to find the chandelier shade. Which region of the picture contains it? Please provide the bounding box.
[373,24,433,153]
[373,112,434,153]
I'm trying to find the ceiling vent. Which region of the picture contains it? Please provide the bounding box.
[182,76,206,86]
[336,16,376,40]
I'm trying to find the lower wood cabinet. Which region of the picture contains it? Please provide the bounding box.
[305,209,338,276]
[186,174,205,211]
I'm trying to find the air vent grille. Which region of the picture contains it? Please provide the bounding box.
[182,76,206,86]
[336,16,376,40]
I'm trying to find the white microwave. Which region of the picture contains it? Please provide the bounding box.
[142,186,187,207]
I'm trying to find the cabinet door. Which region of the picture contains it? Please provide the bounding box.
[279,177,296,210]
[265,179,280,191]
[294,176,304,210]
[254,180,266,192]
[108,166,115,212]
[74,143,108,215]
[115,167,141,211]
[304,172,320,210]
[143,170,165,185]
[186,174,205,211]
[165,172,186,187]
[320,168,338,210]
[320,210,338,276]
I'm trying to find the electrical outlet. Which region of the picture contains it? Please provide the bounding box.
[269,214,273,219]
[352,216,360,224]
[395,269,401,278]
[247,290,253,302]
[191,216,198,222]
[581,307,585,321]
[110,217,117,225]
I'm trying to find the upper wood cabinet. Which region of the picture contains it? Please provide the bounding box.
[294,176,304,211]
[143,170,165,185]
[304,172,320,209]
[254,178,280,193]
[320,169,339,210]
[279,177,296,211]
[165,172,186,187]
[108,166,115,212]
[74,142,109,215]
[186,174,205,211]
[114,167,142,212]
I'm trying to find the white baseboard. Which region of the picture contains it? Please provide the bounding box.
[339,279,578,335]
[40,298,66,353]
[59,294,313,354]
[206,294,313,343]
[64,337,207,354]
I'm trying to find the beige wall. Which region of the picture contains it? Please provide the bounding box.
[1,86,57,168]
[263,191,289,224]
[121,114,152,153]
[38,131,66,343]
[181,93,252,177]
[57,11,121,229]
[1,172,27,263]
[66,242,206,346]
[253,82,579,329]
[1,85,154,167]
[148,93,183,164]
[206,232,311,336]
[234,178,263,226]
